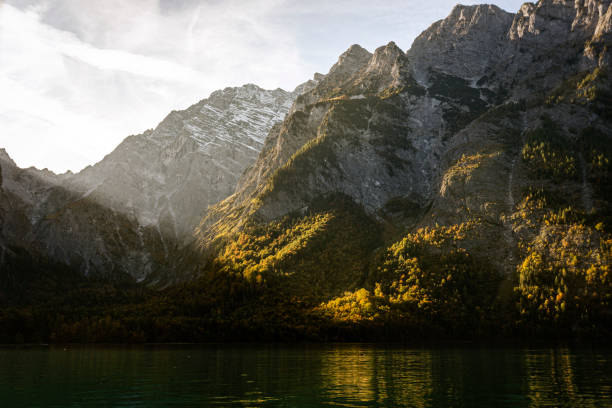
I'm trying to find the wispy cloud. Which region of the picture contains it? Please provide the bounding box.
[0,1,311,172]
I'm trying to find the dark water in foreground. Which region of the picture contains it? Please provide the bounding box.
[1,344,611,407]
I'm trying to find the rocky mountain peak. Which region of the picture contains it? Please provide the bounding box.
[365,42,405,73]
[494,0,612,97]
[331,44,373,77]
[199,84,291,116]
[292,73,324,96]
[509,0,612,43]
[408,3,514,80]
[291,44,373,110]
[445,3,511,29]
[70,83,297,243]
[350,41,410,93]
[406,0,610,95]
[508,0,576,42]
[0,148,15,167]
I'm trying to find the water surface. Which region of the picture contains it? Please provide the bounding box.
[1,344,610,407]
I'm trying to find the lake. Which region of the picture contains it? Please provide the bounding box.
[1,344,611,407]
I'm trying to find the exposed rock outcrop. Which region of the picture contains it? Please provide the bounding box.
[408,4,514,81]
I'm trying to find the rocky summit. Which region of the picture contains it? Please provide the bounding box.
[1,0,611,341]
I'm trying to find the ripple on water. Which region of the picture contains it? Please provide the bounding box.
[0,345,610,407]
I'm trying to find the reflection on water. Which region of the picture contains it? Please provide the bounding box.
[320,348,433,407]
[0,344,610,407]
[525,348,612,408]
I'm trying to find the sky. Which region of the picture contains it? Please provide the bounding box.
[0,0,525,173]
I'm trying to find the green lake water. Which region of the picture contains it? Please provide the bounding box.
[0,344,610,407]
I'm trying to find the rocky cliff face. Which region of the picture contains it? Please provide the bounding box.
[0,84,303,282]
[409,1,612,95]
[408,4,515,81]
[0,147,173,283]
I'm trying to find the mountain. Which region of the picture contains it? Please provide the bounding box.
[70,84,299,242]
[1,0,611,342]
[0,148,166,284]
[193,0,612,333]
[0,83,307,284]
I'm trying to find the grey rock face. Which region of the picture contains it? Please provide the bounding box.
[507,0,611,44]
[292,45,373,111]
[496,0,612,94]
[0,149,168,282]
[408,4,514,81]
[408,0,612,95]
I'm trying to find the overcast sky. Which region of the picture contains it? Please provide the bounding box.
[0,0,525,173]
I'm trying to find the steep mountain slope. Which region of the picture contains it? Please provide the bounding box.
[0,146,174,284]
[195,0,612,333]
[198,42,442,243]
[0,84,305,283]
[70,84,298,243]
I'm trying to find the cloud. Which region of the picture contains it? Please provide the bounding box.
[0,1,311,172]
[0,0,526,173]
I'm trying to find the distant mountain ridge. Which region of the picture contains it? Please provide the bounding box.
[70,84,299,242]
[0,82,314,282]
